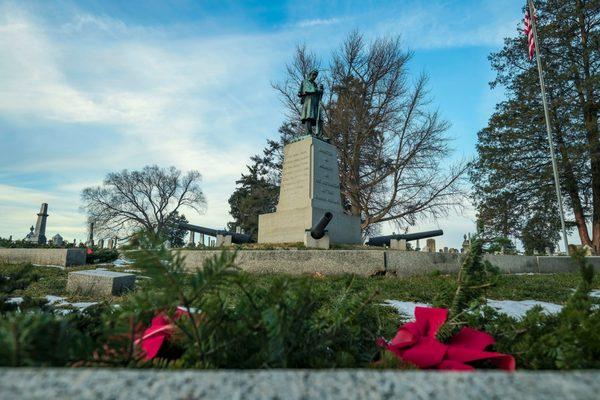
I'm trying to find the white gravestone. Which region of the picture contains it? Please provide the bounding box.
[258,136,361,244]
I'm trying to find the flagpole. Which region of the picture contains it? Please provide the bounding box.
[528,0,569,253]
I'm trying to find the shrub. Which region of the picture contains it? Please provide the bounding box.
[86,248,119,264]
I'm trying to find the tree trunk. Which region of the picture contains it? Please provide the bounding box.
[555,129,592,248]
[576,1,600,254]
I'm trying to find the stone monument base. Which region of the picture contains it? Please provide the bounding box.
[259,206,361,244]
[304,230,330,249]
[257,136,362,244]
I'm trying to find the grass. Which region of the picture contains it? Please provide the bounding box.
[2,263,598,306]
[0,264,131,303]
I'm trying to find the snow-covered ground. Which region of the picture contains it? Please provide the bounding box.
[485,299,563,319]
[6,294,98,314]
[384,289,600,320]
[383,299,565,320]
[113,258,133,267]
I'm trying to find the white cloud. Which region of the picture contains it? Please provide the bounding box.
[0,0,517,242]
[294,18,342,28]
[0,5,293,238]
[376,1,520,49]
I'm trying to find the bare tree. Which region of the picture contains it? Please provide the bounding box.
[273,31,468,232]
[81,165,206,239]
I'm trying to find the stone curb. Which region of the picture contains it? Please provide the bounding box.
[177,249,600,277]
[0,369,598,400]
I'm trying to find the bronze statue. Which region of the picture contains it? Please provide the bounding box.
[298,69,323,136]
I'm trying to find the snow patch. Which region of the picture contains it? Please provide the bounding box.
[382,300,429,320]
[384,298,565,320]
[486,299,562,319]
[113,258,133,267]
[6,297,24,305]
[45,295,68,305]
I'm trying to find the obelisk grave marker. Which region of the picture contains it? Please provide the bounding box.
[258,136,361,244]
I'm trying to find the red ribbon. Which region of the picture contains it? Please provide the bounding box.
[378,306,515,371]
[136,307,192,360]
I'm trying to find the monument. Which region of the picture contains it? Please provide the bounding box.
[86,222,95,247]
[52,233,64,246]
[299,69,324,137]
[25,203,49,244]
[258,70,361,244]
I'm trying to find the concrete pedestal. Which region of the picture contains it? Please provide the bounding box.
[389,239,407,250]
[216,234,232,247]
[304,231,330,249]
[258,136,361,244]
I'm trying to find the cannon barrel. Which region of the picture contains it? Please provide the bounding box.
[310,212,333,240]
[180,223,254,244]
[366,229,443,247]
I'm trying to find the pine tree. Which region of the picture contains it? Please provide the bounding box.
[471,0,600,253]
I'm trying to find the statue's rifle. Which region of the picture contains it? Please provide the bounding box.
[316,86,324,137]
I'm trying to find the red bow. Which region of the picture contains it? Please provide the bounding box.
[378,307,515,371]
[136,307,192,360]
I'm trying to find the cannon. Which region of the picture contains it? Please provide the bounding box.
[179,223,254,244]
[366,229,443,247]
[310,212,333,240]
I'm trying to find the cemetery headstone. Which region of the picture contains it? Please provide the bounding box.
[26,203,49,244]
[216,234,232,247]
[86,222,94,246]
[461,234,470,253]
[52,234,63,246]
[390,238,407,251]
[67,269,136,296]
[426,239,436,253]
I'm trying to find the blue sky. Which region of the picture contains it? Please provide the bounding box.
[0,0,525,248]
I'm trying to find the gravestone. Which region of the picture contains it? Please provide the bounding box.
[67,269,135,296]
[426,239,436,253]
[26,203,49,244]
[86,222,94,247]
[52,234,63,246]
[258,136,361,244]
[216,234,232,247]
[461,234,470,253]
[390,239,407,251]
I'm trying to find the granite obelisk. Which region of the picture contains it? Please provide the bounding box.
[29,203,49,244]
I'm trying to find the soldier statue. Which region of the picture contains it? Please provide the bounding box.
[298,69,324,137]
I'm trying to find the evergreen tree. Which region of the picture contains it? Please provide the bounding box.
[228,159,279,240]
[471,0,599,253]
[163,212,189,247]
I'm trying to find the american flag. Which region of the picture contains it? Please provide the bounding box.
[524,4,536,61]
